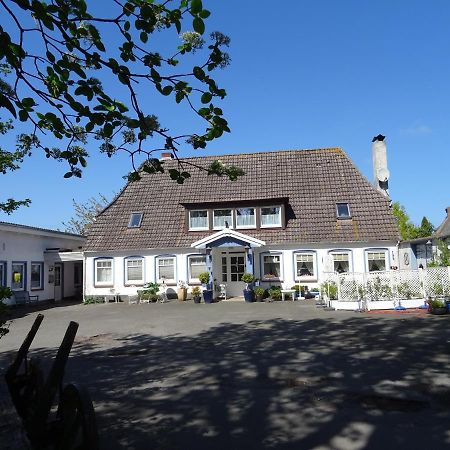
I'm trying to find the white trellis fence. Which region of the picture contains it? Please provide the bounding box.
[322,267,450,311]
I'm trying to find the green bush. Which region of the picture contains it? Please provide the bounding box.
[268,286,281,300]
[427,298,446,309]
[254,286,265,297]
[198,272,210,285]
[320,281,338,300]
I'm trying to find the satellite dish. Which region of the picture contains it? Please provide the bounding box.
[377,167,390,182]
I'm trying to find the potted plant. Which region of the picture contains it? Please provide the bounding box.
[254,286,265,302]
[241,272,254,302]
[138,282,160,302]
[191,286,202,304]
[177,280,188,301]
[268,286,282,301]
[427,298,448,315]
[291,284,301,299]
[199,271,213,304]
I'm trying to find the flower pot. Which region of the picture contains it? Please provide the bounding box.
[193,296,201,304]
[430,307,447,315]
[255,294,264,302]
[177,288,187,301]
[243,289,254,302]
[203,290,213,304]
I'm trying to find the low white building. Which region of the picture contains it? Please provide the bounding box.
[83,144,400,300]
[0,221,85,303]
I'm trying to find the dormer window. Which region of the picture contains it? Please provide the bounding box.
[189,210,208,230]
[261,206,282,227]
[236,208,256,228]
[213,209,233,229]
[336,203,350,219]
[128,212,143,228]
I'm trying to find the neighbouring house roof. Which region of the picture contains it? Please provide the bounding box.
[0,221,85,240]
[435,207,450,239]
[84,148,400,251]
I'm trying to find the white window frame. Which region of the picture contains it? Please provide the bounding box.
[189,210,209,230]
[156,256,176,284]
[261,253,283,281]
[125,257,144,285]
[213,209,233,230]
[94,258,114,286]
[366,250,388,272]
[30,262,44,290]
[330,251,352,274]
[336,203,351,219]
[188,255,207,283]
[260,206,282,228]
[11,262,26,291]
[128,212,143,228]
[294,252,317,281]
[235,207,256,229]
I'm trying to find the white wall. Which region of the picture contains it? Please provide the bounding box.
[85,241,398,297]
[0,227,84,302]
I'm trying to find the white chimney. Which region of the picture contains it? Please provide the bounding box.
[372,134,390,197]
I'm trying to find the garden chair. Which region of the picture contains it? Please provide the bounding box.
[13,291,39,306]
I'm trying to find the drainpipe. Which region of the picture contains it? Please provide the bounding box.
[82,254,86,302]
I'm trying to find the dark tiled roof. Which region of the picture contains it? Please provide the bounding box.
[84,148,400,251]
[0,221,85,239]
[435,207,450,239]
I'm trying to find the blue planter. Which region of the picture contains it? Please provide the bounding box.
[243,289,254,302]
[203,290,213,304]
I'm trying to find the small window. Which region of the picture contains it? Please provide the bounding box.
[11,262,26,291]
[336,203,351,218]
[128,212,143,228]
[295,253,316,279]
[189,210,208,230]
[331,252,350,273]
[213,209,233,229]
[262,254,281,280]
[95,259,113,286]
[125,258,144,284]
[367,251,387,272]
[261,206,282,227]
[31,262,44,290]
[0,262,6,287]
[236,208,256,228]
[156,256,175,282]
[188,256,207,282]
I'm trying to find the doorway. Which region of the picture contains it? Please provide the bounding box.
[219,251,246,297]
[54,263,63,301]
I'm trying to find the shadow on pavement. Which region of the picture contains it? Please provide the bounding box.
[1,315,450,449]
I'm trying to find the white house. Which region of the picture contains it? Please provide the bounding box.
[83,142,400,300]
[0,222,85,303]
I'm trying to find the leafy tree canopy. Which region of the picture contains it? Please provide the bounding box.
[392,201,435,240]
[0,0,243,214]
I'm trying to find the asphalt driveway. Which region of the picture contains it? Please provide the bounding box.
[1,301,450,449]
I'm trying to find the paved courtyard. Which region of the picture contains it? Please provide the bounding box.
[1,300,450,449]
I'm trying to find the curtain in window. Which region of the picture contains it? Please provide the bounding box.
[261,207,280,226]
[214,210,232,228]
[332,253,350,273]
[296,254,314,277]
[236,208,255,227]
[31,263,42,289]
[190,211,208,228]
[368,252,386,271]
[96,261,112,282]
[127,259,143,281]
[158,258,175,280]
[189,257,206,279]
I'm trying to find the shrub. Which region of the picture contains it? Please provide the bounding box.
[191,286,201,296]
[427,298,446,309]
[268,286,281,300]
[320,281,338,300]
[198,272,210,285]
[254,286,265,297]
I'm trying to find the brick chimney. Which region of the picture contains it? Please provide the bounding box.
[160,152,174,160]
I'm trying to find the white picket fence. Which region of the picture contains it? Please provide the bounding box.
[322,267,450,311]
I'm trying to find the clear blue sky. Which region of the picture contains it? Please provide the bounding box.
[1,0,449,230]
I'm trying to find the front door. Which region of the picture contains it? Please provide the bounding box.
[220,251,246,297]
[54,263,63,301]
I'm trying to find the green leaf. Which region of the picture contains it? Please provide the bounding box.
[199,9,211,18]
[64,172,73,178]
[191,0,202,14]
[201,92,212,104]
[193,17,205,34]
[18,109,28,122]
[140,31,148,43]
[162,86,173,96]
[193,66,205,80]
